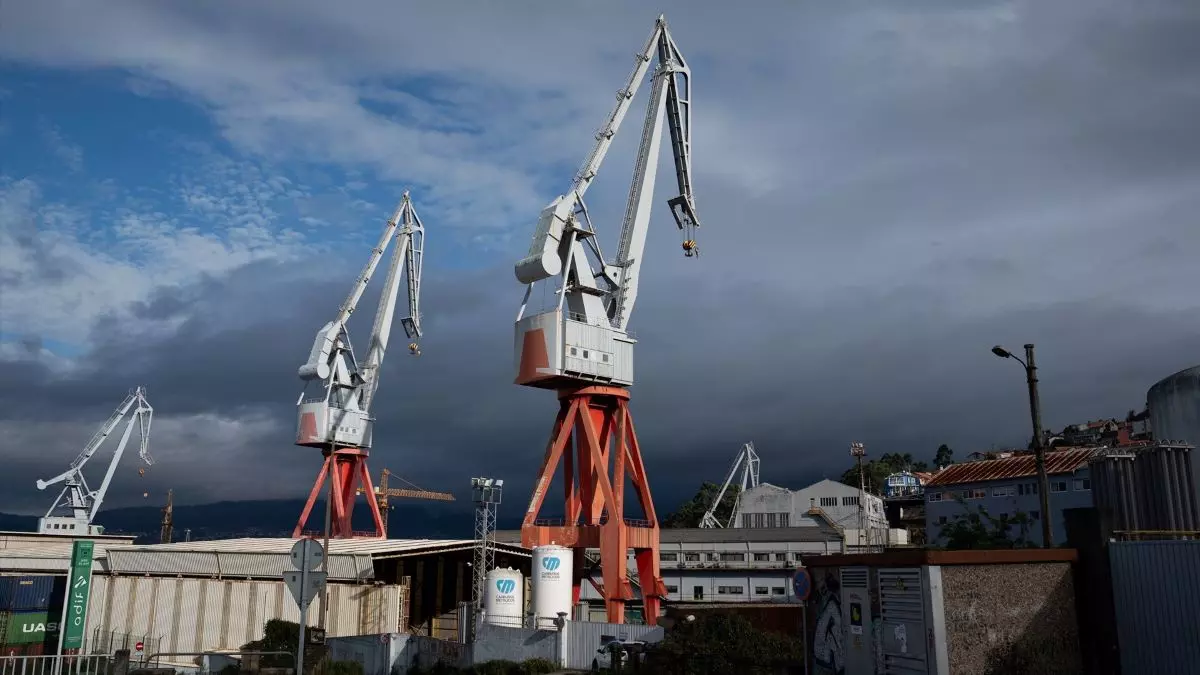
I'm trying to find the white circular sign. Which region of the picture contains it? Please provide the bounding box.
[290,538,325,572]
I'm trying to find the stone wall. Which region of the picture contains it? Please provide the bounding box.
[940,562,1082,674]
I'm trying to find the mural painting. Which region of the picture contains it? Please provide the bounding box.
[812,570,844,675]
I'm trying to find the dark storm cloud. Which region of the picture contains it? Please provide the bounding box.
[4,0,1200,517]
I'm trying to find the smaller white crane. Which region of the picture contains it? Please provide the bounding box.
[36,386,153,535]
[700,442,761,529]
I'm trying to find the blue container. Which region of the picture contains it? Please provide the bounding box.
[0,576,66,612]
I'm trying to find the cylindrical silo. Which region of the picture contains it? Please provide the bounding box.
[1147,365,1200,446]
[484,567,524,628]
[531,545,573,629]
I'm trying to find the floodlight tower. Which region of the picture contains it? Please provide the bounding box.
[471,477,503,610]
[512,15,702,625]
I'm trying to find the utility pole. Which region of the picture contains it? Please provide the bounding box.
[471,478,503,615]
[850,442,866,551]
[992,343,1054,548]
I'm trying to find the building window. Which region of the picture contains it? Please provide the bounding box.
[661,553,677,562]
[1018,483,1038,496]
[992,485,1015,497]
[842,496,859,506]
[582,350,589,359]
[1073,478,1091,491]
[753,553,770,562]
[820,497,837,507]
[766,513,778,528]
[967,489,987,500]
[775,553,787,562]
[706,553,717,561]
[755,586,769,595]
[717,586,744,595]
[570,347,577,355]
[684,553,700,562]
[1050,481,1068,493]
[779,513,790,527]
[928,492,942,502]
[793,552,803,561]
[772,587,786,595]
[693,586,703,600]
[602,354,609,362]
[742,514,753,528]
[666,585,678,594]
[719,553,745,562]
[754,513,766,528]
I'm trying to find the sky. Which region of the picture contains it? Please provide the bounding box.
[1,0,1199,522]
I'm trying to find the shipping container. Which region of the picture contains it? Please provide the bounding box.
[1,641,50,656]
[0,576,67,612]
[3,611,61,646]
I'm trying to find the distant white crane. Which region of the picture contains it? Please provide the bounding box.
[700,442,760,529]
[36,387,154,535]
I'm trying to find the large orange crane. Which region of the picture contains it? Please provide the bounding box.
[357,468,455,535]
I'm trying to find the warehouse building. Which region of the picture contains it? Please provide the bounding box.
[0,534,529,658]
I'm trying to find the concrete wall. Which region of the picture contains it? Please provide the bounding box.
[925,468,1094,546]
[941,563,1081,674]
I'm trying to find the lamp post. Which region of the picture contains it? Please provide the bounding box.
[991,343,1053,547]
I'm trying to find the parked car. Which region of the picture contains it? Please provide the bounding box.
[592,640,646,673]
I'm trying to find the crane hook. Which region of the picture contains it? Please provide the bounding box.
[408,342,421,356]
[138,468,146,477]
[682,240,698,257]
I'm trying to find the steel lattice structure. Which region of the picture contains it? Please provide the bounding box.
[471,477,504,609]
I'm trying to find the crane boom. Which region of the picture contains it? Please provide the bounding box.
[35,387,154,535]
[700,442,761,529]
[513,14,702,391]
[295,192,426,450]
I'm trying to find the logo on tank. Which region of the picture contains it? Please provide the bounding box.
[542,556,561,571]
[495,579,516,594]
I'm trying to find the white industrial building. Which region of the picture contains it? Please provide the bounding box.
[733,479,891,544]
[0,532,530,660]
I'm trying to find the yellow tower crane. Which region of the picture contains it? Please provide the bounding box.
[357,468,456,535]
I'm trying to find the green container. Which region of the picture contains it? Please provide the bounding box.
[4,611,60,645]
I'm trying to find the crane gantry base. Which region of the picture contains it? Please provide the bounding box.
[294,447,386,539]
[521,385,666,625]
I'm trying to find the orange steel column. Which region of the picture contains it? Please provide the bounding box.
[521,385,667,624]
[294,447,386,539]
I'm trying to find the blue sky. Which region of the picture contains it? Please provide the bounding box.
[2,1,1199,512]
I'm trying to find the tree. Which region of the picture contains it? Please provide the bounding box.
[934,444,954,468]
[663,482,740,528]
[645,613,804,674]
[937,498,1033,550]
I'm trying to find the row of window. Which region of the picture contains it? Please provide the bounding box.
[817,496,862,507]
[740,512,791,528]
[46,522,79,531]
[928,478,1090,502]
[662,585,788,599]
[660,551,802,563]
[567,346,611,363]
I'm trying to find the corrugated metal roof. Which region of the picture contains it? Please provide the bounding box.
[126,537,528,557]
[926,448,1100,486]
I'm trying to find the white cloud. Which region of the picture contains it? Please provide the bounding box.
[38,120,84,173]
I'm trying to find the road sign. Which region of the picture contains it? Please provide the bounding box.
[134,642,144,653]
[308,628,326,645]
[284,571,327,610]
[379,634,391,645]
[792,568,812,602]
[290,538,325,572]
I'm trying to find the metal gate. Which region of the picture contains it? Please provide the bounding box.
[877,568,928,675]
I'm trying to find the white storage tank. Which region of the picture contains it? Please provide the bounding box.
[531,545,573,629]
[484,567,525,627]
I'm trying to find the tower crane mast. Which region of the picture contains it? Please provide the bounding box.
[293,192,427,539]
[35,386,154,535]
[515,15,704,626]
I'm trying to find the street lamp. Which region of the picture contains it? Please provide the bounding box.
[991,343,1053,547]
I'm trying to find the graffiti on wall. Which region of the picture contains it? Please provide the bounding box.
[812,571,844,675]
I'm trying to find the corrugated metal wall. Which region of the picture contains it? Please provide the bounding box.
[1109,541,1200,674]
[85,576,405,654]
[561,621,664,670]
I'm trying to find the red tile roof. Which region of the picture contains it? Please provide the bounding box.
[925,448,1099,487]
